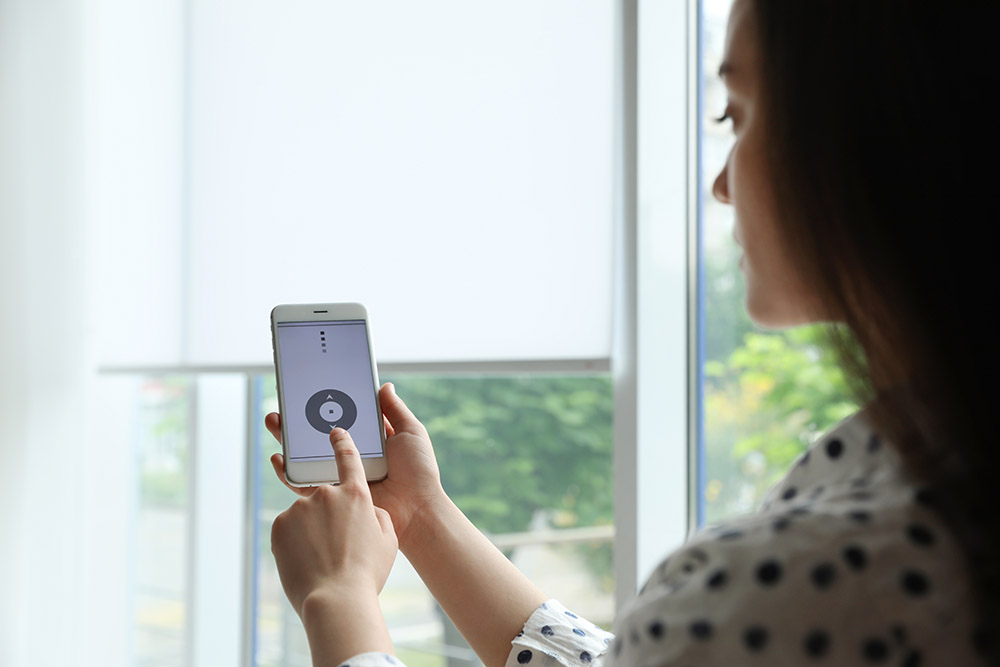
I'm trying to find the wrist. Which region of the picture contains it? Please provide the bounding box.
[398,490,461,558]
[301,587,393,664]
[300,583,371,620]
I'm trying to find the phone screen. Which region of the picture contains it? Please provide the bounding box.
[275,319,383,460]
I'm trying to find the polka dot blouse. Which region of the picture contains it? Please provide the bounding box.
[341,409,986,667]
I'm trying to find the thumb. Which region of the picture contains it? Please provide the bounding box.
[380,383,428,438]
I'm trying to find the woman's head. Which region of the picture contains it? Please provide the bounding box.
[711,0,830,330]
[715,0,997,658]
[715,0,993,391]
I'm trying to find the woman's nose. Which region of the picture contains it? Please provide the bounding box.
[712,160,730,204]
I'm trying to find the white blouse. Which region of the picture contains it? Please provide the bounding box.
[340,409,985,666]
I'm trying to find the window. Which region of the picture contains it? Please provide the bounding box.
[96,0,688,664]
[9,0,697,665]
[133,377,191,667]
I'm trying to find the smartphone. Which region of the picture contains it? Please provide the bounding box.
[270,302,388,485]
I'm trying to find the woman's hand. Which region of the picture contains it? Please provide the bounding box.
[269,427,398,617]
[265,382,447,553]
[269,383,548,667]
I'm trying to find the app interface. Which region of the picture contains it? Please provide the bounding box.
[275,319,382,460]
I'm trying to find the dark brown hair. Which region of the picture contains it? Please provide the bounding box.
[751,0,997,661]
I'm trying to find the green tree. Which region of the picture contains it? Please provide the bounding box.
[386,376,613,535]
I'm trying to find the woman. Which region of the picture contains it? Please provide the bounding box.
[264,0,997,664]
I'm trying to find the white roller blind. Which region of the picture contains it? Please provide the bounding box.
[185,0,616,364]
[92,0,185,366]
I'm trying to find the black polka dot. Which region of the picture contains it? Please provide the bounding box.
[867,434,881,452]
[782,487,798,501]
[744,625,769,652]
[648,620,666,640]
[773,517,790,532]
[906,524,935,547]
[614,638,623,656]
[804,629,830,658]
[789,506,812,516]
[902,650,922,667]
[682,562,696,573]
[843,545,868,571]
[825,438,844,459]
[580,651,592,663]
[629,628,640,645]
[891,625,906,644]
[862,637,890,662]
[540,625,554,636]
[809,485,826,499]
[900,570,931,597]
[517,650,533,664]
[690,620,713,641]
[848,510,872,523]
[719,529,743,540]
[707,569,728,590]
[811,562,837,590]
[756,560,783,586]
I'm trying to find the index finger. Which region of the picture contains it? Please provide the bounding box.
[330,428,369,492]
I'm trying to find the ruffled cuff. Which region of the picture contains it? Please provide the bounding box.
[505,599,614,666]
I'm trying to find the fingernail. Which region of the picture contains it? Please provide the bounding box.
[388,382,396,395]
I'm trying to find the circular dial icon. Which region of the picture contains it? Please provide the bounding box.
[305,389,357,433]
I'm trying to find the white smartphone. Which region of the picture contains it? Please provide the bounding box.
[270,302,388,485]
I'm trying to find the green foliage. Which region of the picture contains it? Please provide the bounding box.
[387,375,615,592]
[384,376,614,537]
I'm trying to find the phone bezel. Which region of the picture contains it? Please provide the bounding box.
[270,302,388,485]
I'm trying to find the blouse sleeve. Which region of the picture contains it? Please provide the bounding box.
[504,599,615,667]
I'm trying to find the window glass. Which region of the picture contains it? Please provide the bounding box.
[252,374,614,666]
[133,377,191,666]
[699,0,859,524]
